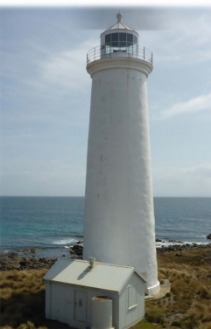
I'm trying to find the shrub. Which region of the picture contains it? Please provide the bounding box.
[30,249,37,254]
[171,320,182,327]
[145,309,164,324]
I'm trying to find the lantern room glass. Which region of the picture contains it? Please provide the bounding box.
[103,32,138,55]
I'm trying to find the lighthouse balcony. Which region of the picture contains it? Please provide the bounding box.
[87,43,153,67]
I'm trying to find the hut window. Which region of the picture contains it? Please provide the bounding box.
[127,285,137,310]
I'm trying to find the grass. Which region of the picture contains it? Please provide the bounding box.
[138,247,211,329]
[0,248,211,329]
[0,269,48,328]
[132,319,163,329]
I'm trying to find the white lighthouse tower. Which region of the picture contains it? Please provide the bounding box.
[83,13,160,295]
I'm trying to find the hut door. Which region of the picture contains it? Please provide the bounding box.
[75,290,87,322]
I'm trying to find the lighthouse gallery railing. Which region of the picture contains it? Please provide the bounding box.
[87,44,153,66]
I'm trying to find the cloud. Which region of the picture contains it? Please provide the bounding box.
[153,164,211,197]
[0,156,86,196]
[180,164,211,179]
[157,93,211,120]
[39,38,98,91]
[141,11,211,66]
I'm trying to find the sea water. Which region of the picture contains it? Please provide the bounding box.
[0,197,210,258]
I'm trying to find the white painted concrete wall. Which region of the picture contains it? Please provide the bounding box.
[83,58,160,295]
[119,273,145,329]
[45,282,71,325]
[45,282,118,328]
[45,281,51,319]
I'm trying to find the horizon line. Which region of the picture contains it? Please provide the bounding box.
[1,195,211,198]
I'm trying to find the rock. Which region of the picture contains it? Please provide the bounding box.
[0,253,57,271]
[206,234,211,240]
[156,239,163,242]
[70,244,83,258]
[72,245,83,253]
[156,243,211,254]
[20,261,28,266]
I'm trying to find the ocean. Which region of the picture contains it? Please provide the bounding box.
[0,197,211,258]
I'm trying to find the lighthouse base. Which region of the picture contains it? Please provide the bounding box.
[147,281,160,296]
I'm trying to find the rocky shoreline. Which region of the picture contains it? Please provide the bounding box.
[0,252,58,271]
[156,242,211,254]
[1,241,211,271]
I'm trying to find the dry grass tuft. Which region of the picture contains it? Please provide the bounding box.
[187,300,211,322]
[141,248,211,329]
[0,269,48,328]
[0,269,46,301]
[17,321,36,329]
[198,323,211,329]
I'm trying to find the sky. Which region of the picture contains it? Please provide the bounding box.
[1,4,211,197]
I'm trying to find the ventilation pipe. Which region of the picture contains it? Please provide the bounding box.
[89,257,95,268]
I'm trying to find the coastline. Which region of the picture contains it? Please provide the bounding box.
[1,242,211,329]
[1,241,211,271]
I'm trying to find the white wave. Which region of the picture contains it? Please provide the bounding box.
[156,240,210,248]
[52,238,78,245]
[1,250,10,254]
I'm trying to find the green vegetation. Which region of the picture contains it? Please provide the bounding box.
[0,248,211,329]
[30,249,37,254]
[22,249,37,254]
[22,249,29,253]
[132,319,163,329]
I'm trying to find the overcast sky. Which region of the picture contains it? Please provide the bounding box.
[1,6,211,197]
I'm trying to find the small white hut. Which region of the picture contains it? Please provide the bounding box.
[43,258,147,329]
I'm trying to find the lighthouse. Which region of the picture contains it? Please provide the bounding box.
[83,13,160,295]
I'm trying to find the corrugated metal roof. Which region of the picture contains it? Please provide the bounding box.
[43,259,146,293]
